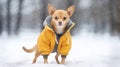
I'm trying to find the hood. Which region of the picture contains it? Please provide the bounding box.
[43,16,75,33]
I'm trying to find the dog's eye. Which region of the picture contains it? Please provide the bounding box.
[63,17,66,20]
[55,17,58,20]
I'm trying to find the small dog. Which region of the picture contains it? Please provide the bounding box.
[22,4,75,64]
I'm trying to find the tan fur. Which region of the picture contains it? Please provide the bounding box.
[51,10,69,34]
[23,45,37,53]
[22,4,75,64]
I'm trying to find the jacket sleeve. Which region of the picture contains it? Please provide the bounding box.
[37,29,50,55]
[59,33,72,55]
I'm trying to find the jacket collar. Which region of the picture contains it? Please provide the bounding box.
[43,16,75,34]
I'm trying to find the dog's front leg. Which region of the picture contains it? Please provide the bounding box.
[43,55,48,64]
[60,55,66,64]
[55,53,60,64]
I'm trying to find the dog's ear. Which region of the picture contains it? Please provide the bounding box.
[66,5,75,17]
[48,4,56,15]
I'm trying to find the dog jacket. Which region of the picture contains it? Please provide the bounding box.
[37,16,75,55]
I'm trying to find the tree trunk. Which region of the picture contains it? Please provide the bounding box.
[113,0,120,35]
[67,0,74,7]
[7,0,11,35]
[15,0,23,35]
[109,0,120,35]
[39,0,48,30]
[109,0,115,35]
[0,3,2,35]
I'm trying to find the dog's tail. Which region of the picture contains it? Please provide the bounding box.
[22,45,37,53]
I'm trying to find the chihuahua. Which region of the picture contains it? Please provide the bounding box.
[23,4,75,64]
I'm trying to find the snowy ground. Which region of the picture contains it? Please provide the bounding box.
[0,30,120,67]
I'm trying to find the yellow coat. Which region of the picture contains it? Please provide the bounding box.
[37,23,75,55]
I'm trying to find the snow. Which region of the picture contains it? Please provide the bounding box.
[0,30,120,67]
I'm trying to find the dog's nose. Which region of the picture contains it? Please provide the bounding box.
[58,22,62,25]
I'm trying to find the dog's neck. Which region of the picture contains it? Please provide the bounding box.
[55,26,65,35]
[51,22,65,35]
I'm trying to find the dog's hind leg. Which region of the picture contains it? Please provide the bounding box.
[32,50,41,64]
[55,53,60,64]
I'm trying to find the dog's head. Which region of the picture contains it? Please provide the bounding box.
[48,4,75,34]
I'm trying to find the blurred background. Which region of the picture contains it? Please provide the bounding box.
[0,0,120,36]
[0,0,120,67]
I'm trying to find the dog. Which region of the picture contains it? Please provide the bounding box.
[22,4,75,64]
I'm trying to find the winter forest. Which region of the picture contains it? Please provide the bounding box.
[0,0,120,67]
[0,0,120,36]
